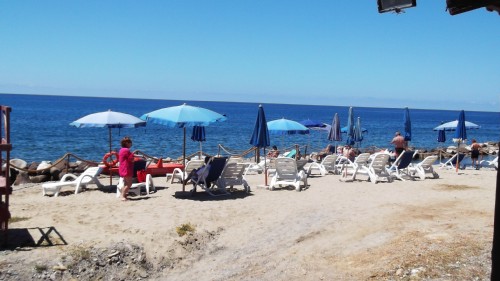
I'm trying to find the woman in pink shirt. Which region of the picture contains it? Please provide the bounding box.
[119,136,134,201]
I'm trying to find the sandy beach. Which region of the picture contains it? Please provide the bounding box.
[1,164,496,280]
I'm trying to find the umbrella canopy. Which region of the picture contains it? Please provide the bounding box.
[141,103,227,191]
[345,107,355,145]
[300,119,326,128]
[70,110,146,152]
[267,118,309,135]
[353,117,364,144]
[341,126,368,133]
[140,103,227,128]
[404,107,411,141]
[433,120,480,131]
[328,113,342,142]
[249,105,270,148]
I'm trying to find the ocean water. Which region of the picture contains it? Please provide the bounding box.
[1,93,499,163]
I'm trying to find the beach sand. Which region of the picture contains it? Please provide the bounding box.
[2,164,496,280]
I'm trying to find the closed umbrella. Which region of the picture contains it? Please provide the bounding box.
[328,113,342,140]
[454,110,467,172]
[353,117,364,147]
[70,110,146,186]
[249,105,270,186]
[191,126,206,158]
[346,107,355,146]
[437,129,446,143]
[404,107,412,142]
[328,113,342,155]
[437,129,446,163]
[141,103,227,191]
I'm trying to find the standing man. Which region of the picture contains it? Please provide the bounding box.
[391,131,406,157]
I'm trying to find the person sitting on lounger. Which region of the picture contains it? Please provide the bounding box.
[317,144,333,162]
[267,145,280,158]
[343,145,356,162]
[183,156,211,185]
[391,131,406,157]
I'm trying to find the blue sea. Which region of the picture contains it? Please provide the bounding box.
[1,93,499,163]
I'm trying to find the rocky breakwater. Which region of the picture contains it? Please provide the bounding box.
[7,158,98,186]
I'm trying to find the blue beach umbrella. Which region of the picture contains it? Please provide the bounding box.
[70,110,146,186]
[191,125,206,157]
[300,119,326,128]
[249,105,270,185]
[70,110,146,153]
[437,129,446,146]
[453,110,467,172]
[345,107,355,146]
[249,104,270,149]
[433,120,480,131]
[267,118,309,155]
[404,107,412,142]
[141,103,227,191]
[341,126,368,133]
[300,119,325,150]
[267,118,309,135]
[437,129,446,143]
[141,103,227,128]
[437,129,446,163]
[191,126,206,142]
[455,110,467,141]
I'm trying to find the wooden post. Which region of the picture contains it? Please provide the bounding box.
[491,149,500,279]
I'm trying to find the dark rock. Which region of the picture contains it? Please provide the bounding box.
[13,171,31,185]
[30,174,50,183]
[27,162,39,176]
[49,167,61,181]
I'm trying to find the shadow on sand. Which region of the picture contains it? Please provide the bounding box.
[1,226,67,251]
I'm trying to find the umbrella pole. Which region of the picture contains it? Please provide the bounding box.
[456,140,460,172]
[264,147,268,186]
[182,127,186,192]
[109,128,113,186]
[199,142,202,158]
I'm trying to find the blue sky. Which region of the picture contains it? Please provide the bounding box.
[1,1,498,111]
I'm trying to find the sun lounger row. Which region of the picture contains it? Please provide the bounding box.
[40,150,447,198]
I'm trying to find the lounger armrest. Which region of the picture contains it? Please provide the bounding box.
[60,173,77,182]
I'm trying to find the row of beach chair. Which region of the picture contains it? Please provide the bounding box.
[305,150,440,184]
[41,151,496,197]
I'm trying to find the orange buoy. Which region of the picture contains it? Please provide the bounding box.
[103,151,119,168]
